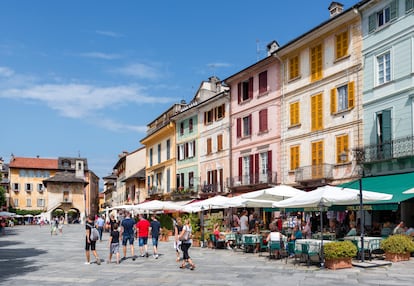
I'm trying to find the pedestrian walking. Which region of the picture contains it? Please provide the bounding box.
[174,217,183,262]
[136,214,150,257]
[96,215,105,241]
[85,214,101,265]
[120,211,136,261]
[179,218,195,270]
[58,216,64,234]
[150,215,161,259]
[108,222,120,264]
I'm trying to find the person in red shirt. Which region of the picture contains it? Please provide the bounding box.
[136,214,151,257]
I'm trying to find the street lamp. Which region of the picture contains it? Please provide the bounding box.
[200,206,205,248]
[353,147,366,262]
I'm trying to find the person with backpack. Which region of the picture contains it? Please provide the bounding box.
[178,218,195,270]
[85,214,101,265]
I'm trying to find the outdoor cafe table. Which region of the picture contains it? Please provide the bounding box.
[311,232,336,241]
[242,234,262,252]
[295,239,334,256]
[342,236,382,252]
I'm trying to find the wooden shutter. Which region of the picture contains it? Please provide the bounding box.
[248,77,253,99]
[254,153,259,183]
[185,143,188,159]
[236,118,241,138]
[336,135,349,163]
[259,109,268,132]
[238,82,241,104]
[267,150,272,175]
[217,134,223,151]
[259,71,267,93]
[311,95,316,131]
[290,146,299,171]
[249,154,254,184]
[348,81,355,109]
[207,138,212,154]
[238,157,242,180]
[368,13,376,33]
[330,88,337,114]
[390,0,398,20]
[248,114,252,136]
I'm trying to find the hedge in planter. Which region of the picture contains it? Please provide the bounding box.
[324,240,357,270]
[381,234,414,262]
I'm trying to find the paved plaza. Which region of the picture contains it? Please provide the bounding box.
[1,224,414,286]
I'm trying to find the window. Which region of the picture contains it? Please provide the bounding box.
[189,172,194,188]
[177,144,185,161]
[166,168,171,193]
[157,143,161,164]
[166,139,171,160]
[180,122,184,135]
[207,138,212,155]
[189,118,193,132]
[215,104,225,120]
[243,156,252,184]
[377,51,391,85]
[217,134,223,151]
[290,102,300,126]
[177,141,196,160]
[407,0,414,12]
[335,30,348,59]
[188,141,195,158]
[330,81,355,113]
[176,173,185,189]
[259,152,268,180]
[376,109,392,158]
[204,109,213,125]
[236,115,252,138]
[149,148,153,166]
[310,44,323,82]
[237,77,253,103]
[336,134,349,163]
[290,146,300,171]
[13,183,20,191]
[368,0,398,33]
[25,183,32,192]
[14,198,19,207]
[37,183,44,192]
[289,55,300,80]
[37,198,45,207]
[26,198,32,207]
[311,140,324,178]
[311,93,323,131]
[259,109,268,133]
[258,71,268,94]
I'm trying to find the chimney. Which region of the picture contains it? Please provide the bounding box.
[329,2,344,18]
[267,40,279,56]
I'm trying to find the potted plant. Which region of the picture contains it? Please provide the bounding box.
[160,227,170,242]
[323,240,357,270]
[381,234,414,262]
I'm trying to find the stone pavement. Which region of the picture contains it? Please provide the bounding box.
[1,224,414,286]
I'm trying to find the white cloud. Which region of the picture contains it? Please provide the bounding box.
[0,83,175,119]
[80,52,121,60]
[95,30,123,38]
[207,62,232,68]
[92,117,147,133]
[0,66,15,77]
[112,63,160,80]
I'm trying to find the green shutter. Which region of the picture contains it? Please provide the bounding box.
[390,0,398,20]
[406,0,414,12]
[368,13,376,33]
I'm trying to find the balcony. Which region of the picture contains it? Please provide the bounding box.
[170,187,198,200]
[295,164,334,186]
[228,172,277,190]
[359,136,414,175]
[148,187,164,196]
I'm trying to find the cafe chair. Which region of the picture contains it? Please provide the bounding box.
[243,235,256,253]
[258,237,269,257]
[267,240,282,259]
[209,234,225,249]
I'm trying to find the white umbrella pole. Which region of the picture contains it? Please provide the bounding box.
[359,178,365,262]
[319,203,325,268]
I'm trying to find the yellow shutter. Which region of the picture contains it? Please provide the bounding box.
[311,44,323,82]
[290,102,300,125]
[312,141,324,178]
[336,31,349,59]
[331,88,336,114]
[312,93,323,130]
[348,81,354,109]
[317,94,323,129]
[336,135,349,163]
[311,96,316,131]
[290,146,300,170]
[295,102,300,125]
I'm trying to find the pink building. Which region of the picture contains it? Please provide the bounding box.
[224,42,282,194]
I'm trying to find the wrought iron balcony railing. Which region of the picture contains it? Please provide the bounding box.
[295,164,334,183]
[362,136,414,163]
[228,171,277,188]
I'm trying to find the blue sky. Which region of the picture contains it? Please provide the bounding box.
[0,0,359,183]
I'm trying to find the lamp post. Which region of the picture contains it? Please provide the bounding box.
[200,206,205,248]
[353,148,365,262]
[318,201,325,268]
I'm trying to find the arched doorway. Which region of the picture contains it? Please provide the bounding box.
[67,208,81,224]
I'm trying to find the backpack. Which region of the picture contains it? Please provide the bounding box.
[88,224,99,241]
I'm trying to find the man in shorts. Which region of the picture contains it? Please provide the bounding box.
[150,215,161,259]
[85,214,101,265]
[120,211,136,261]
[136,214,150,257]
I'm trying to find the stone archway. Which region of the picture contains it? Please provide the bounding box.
[67,208,80,224]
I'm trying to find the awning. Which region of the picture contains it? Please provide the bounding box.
[338,172,414,210]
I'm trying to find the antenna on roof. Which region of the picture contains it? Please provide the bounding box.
[256,39,266,61]
[78,150,81,157]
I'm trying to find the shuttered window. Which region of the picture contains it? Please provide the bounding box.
[311,93,323,131]
[289,55,299,80]
[217,134,223,151]
[335,30,348,59]
[330,81,354,113]
[310,44,323,82]
[259,71,268,94]
[290,101,300,126]
[290,145,300,171]
[207,138,212,155]
[259,109,268,132]
[336,134,349,163]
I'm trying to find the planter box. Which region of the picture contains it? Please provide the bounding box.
[325,258,353,270]
[385,252,411,262]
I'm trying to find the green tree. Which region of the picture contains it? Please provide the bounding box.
[0,186,6,209]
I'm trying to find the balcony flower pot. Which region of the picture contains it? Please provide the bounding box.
[324,241,357,270]
[381,234,414,262]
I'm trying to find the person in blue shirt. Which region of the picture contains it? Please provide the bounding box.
[287,225,302,257]
[150,215,161,259]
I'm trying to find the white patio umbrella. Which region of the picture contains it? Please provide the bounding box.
[224,196,277,208]
[132,200,183,213]
[242,185,305,201]
[107,204,137,211]
[0,211,16,217]
[273,185,392,267]
[182,195,231,213]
